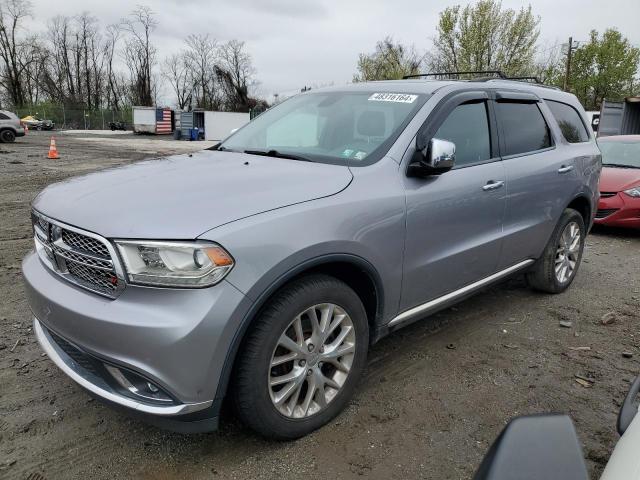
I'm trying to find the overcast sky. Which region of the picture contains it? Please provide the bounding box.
[25,0,640,103]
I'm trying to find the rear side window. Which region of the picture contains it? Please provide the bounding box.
[0,113,9,120]
[433,101,491,167]
[496,102,551,156]
[545,100,590,143]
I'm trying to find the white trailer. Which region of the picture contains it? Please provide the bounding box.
[133,106,174,134]
[133,106,156,134]
[204,111,250,141]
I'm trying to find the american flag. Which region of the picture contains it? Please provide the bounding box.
[155,108,172,134]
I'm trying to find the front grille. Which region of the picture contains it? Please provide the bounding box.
[595,208,619,219]
[62,230,110,257]
[599,192,617,198]
[31,210,123,298]
[67,261,119,294]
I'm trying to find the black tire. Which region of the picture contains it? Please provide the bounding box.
[526,208,586,293]
[232,274,369,440]
[0,129,15,143]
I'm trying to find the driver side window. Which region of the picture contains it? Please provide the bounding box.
[434,101,491,167]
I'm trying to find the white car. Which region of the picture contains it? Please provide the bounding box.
[475,376,640,480]
[601,376,640,479]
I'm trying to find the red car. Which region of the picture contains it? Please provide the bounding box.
[595,135,640,229]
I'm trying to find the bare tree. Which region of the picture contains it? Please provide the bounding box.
[0,0,34,107]
[162,52,192,110]
[121,5,156,106]
[185,33,220,109]
[215,39,256,111]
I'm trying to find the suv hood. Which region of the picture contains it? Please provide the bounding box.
[33,150,353,239]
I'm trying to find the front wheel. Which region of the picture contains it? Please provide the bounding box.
[232,274,369,439]
[526,208,586,293]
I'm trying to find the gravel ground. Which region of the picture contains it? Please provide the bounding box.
[1,131,639,480]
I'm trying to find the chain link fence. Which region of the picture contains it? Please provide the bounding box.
[13,105,132,130]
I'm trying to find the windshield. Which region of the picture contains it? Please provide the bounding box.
[220,91,427,165]
[598,140,640,168]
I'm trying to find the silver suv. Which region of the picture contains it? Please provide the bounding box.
[0,110,26,142]
[23,79,601,439]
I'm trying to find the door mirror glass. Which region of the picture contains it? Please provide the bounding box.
[409,137,456,176]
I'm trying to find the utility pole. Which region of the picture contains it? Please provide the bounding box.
[563,37,578,92]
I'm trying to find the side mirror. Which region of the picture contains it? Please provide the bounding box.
[617,374,640,435]
[408,138,456,177]
[474,415,588,480]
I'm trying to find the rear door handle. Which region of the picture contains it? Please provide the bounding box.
[482,180,505,191]
[558,165,574,174]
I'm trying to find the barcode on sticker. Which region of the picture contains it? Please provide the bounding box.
[368,93,417,103]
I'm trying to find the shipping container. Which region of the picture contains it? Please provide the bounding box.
[180,110,205,139]
[597,97,640,137]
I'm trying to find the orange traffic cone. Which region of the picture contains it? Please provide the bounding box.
[47,137,60,159]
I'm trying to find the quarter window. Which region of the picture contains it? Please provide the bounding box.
[496,102,551,156]
[545,100,590,143]
[0,113,9,120]
[433,101,491,167]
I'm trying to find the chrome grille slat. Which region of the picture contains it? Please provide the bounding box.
[62,230,110,257]
[52,246,114,271]
[31,210,124,299]
[53,241,112,264]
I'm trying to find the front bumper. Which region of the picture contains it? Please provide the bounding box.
[594,192,640,228]
[23,250,251,430]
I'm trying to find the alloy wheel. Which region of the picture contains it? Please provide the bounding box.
[268,303,356,419]
[554,221,581,283]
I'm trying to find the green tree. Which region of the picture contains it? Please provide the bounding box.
[353,37,422,82]
[569,29,639,111]
[429,0,540,77]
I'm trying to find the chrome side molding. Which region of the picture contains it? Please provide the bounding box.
[388,259,535,327]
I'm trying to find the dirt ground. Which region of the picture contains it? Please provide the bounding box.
[1,131,639,480]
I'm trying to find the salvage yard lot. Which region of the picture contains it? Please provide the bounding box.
[1,131,639,480]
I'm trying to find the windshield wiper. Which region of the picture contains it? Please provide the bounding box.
[603,163,640,169]
[208,143,233,151]
[244,149,313,162]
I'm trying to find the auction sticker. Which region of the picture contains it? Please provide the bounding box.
[368,92,417,103]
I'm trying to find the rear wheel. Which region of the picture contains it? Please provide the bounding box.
[0,129,16,143]
[232,274,369,439]
[526,208,585,293]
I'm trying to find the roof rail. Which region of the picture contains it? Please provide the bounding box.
[402,71,555,88]
[403,70,506,80]
[505,76,542,84]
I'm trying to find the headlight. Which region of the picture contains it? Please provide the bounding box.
[623,185,640,198]
[115,240,234,288]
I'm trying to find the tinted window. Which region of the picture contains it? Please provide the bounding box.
[546,100,589,143]
[433,102,491,167]
[497,102,551,156]
[0,113,9,120]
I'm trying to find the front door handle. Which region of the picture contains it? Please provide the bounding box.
[482,180,505,191]
[558,165,574,174]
